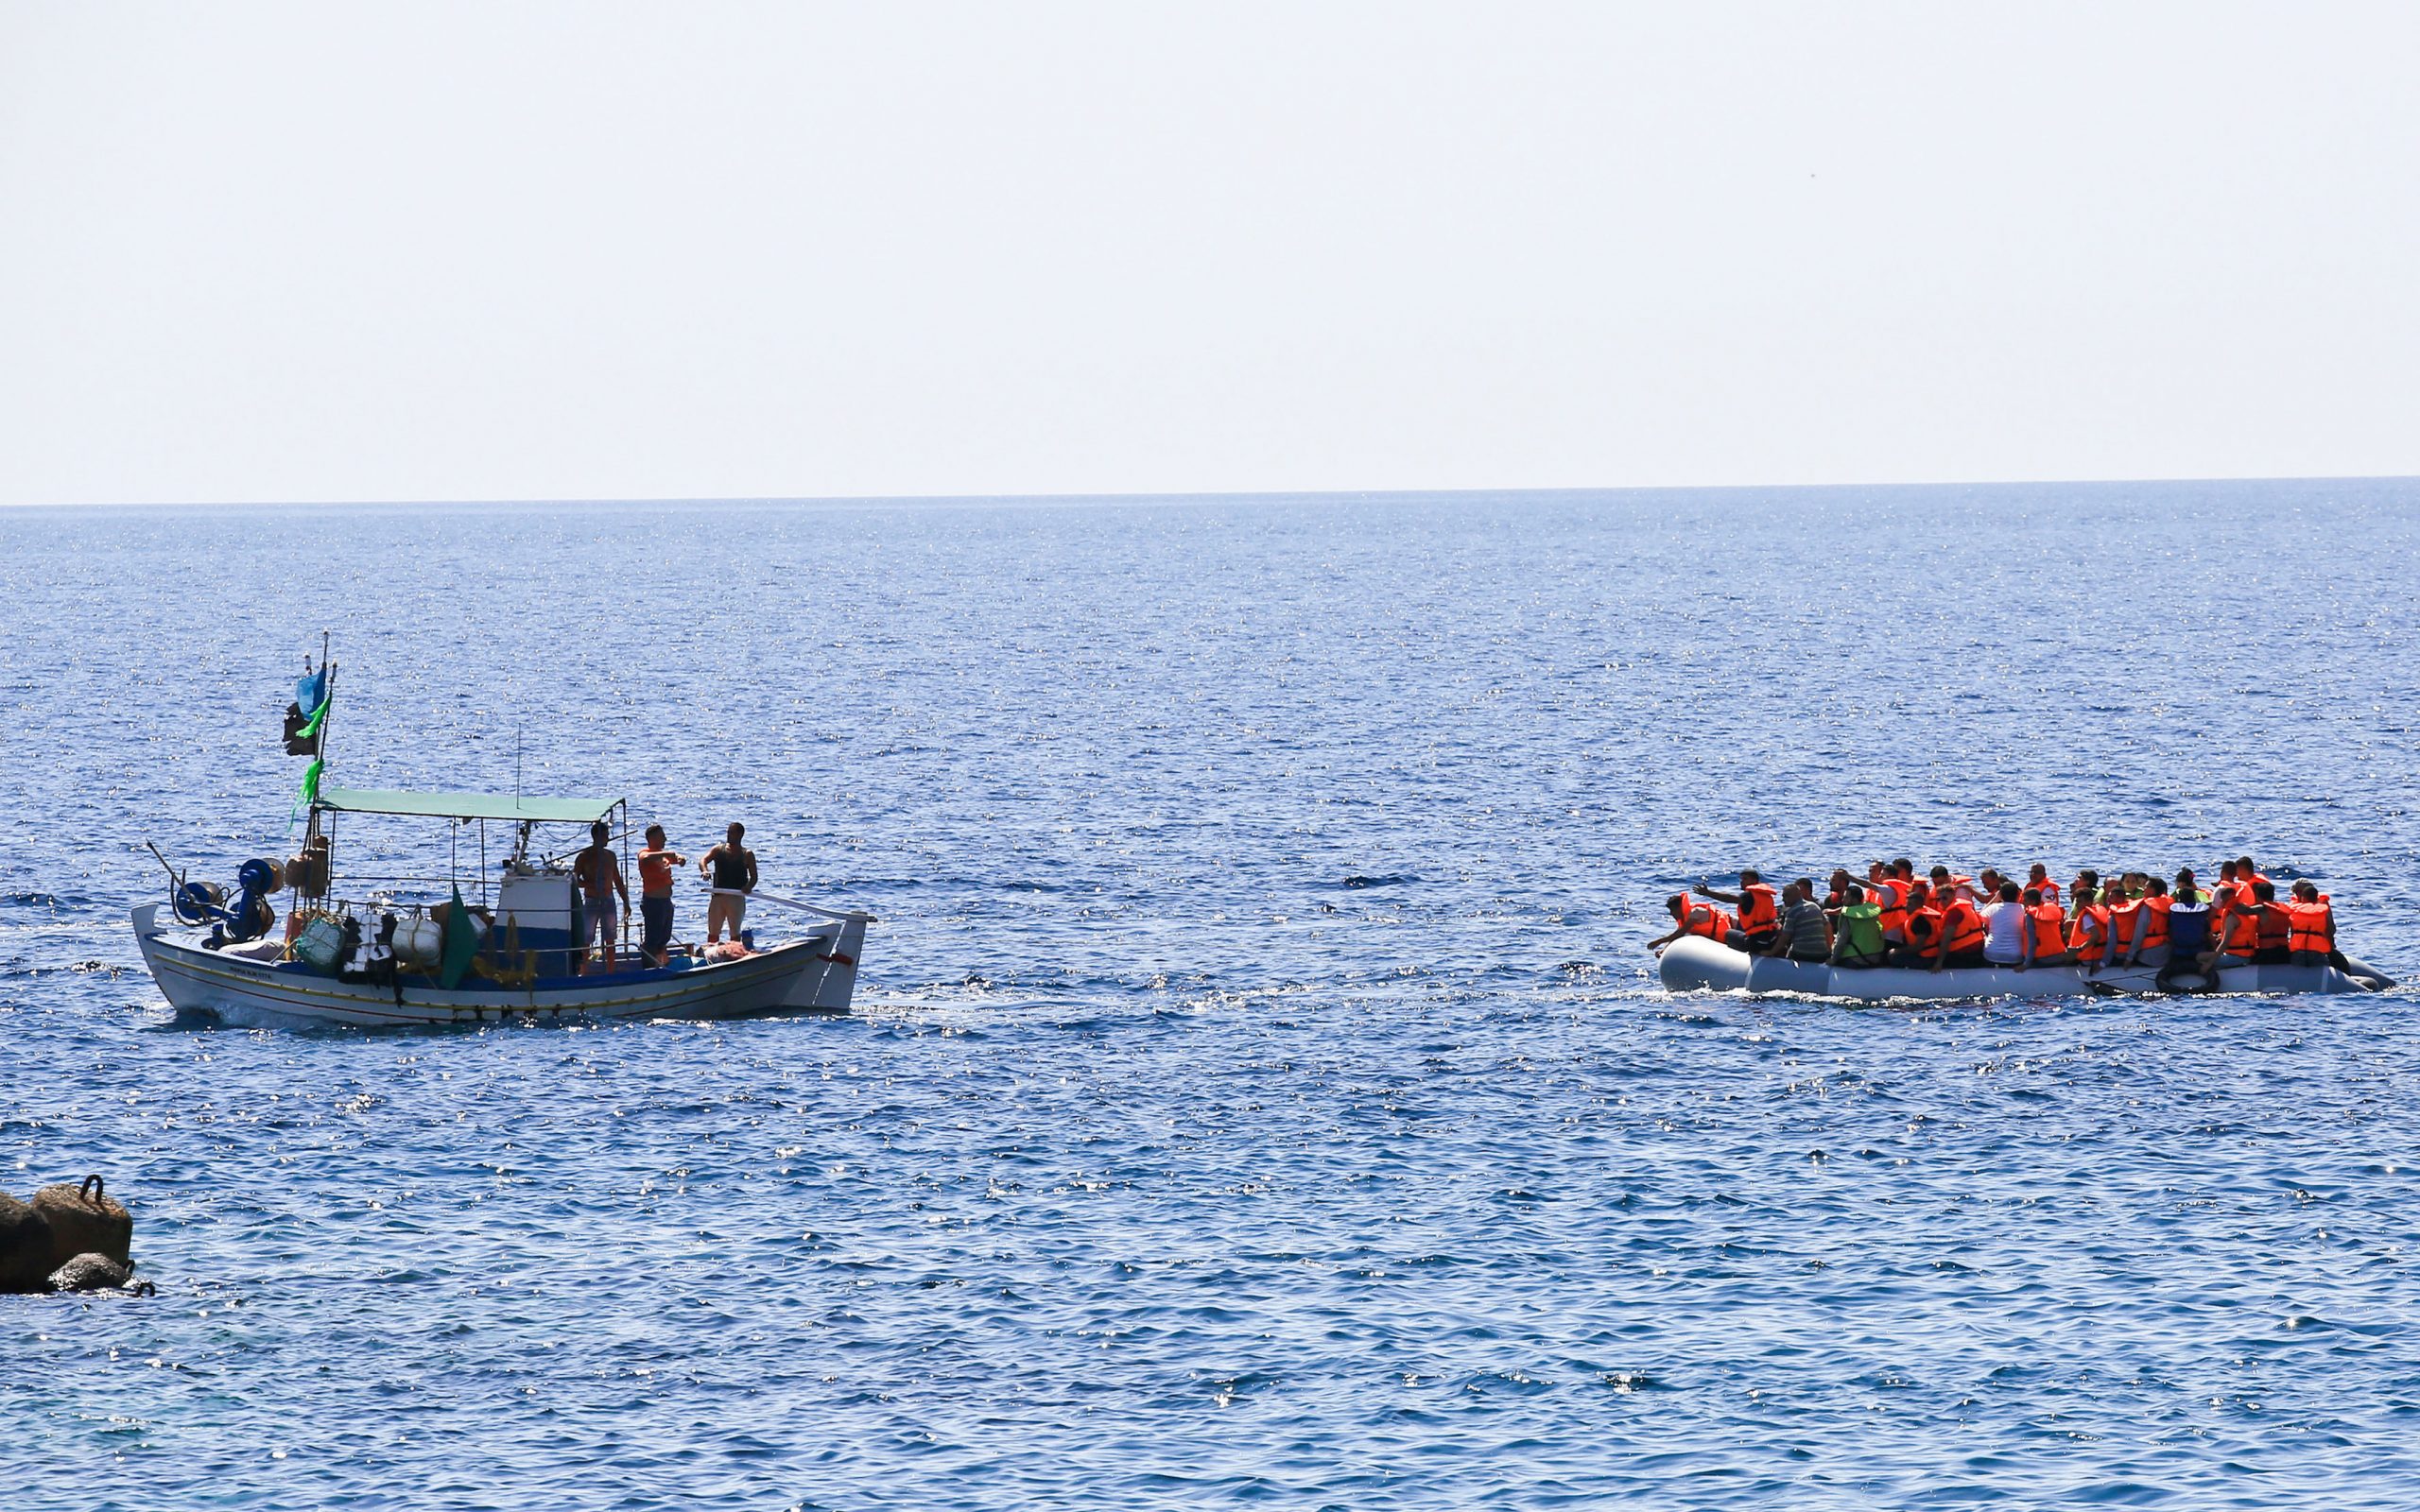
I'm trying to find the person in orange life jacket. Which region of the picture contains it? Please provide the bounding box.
[2213,859,2274,948]
[1978,881,2031,967]
[2104,885,2146,965]
[1696,870,1781,952]
[1823,868,1858,911]
[2200,880,2265,970]
[1647,892,1737,954]
[1890,881,1941,968]
[2067,885,2114,977]
[1927,865,1979,904]
[1975,868,2012,908]
[2281,881,2337,968]
[2025,864,2061,906]
[2116,876,2175,968]
[2244,880,2294,964]
[2069,868,2100,907]
[1867,863,1911,943]
[1927,884,1991,971]
[2014,886,2070,969]
[1766,879,1834,962]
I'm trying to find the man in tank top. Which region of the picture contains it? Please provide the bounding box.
[700,822,758,945]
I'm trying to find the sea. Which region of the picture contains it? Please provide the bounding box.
[3,481,2417,1509]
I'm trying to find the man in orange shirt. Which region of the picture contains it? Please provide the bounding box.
[637,823,686,967]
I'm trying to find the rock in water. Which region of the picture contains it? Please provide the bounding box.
[47,1252,135,1293]
[0,1192,53,1293]
[31,1177,131,1271]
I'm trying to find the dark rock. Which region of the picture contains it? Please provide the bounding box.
[31,1177,131,1271]
[0,1192,52,1293]
[47,1252,136,1293]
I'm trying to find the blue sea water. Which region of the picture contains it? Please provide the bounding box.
[3,481,2418,1509]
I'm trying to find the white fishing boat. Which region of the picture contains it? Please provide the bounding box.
[131,646,872,1028]
[1656,933,2392,1003]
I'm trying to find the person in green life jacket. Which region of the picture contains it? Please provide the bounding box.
[1828,883,1889,968]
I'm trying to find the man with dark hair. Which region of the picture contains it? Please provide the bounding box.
[573,819,628,974]
[1767,880,1833,963]
[1696,869,1781,953]
[700,821,758,946]
[1829,884,1888,968]
[637,823,685,967]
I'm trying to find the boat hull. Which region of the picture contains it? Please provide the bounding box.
[132,904,865,1028]
[1656,934,2385,1002]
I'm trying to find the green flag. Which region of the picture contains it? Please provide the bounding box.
[440,884,477,989]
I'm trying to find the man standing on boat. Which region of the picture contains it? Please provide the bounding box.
[637,824,684,968]
[574,820,629,974]
[700,822,757,946]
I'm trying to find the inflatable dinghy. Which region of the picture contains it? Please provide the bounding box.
[1657,934,2394,1002]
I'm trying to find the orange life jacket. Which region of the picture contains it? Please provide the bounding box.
[2135,895,2171,952]
[1734,884,1779,935]
[2284,897,2333,954]
[1679,901,1729,940]
[1873,878,1910,936]
[1935,898,1986,957]
[2217,908,2258,959]
[2068,905,2109,963]
[2256,902,2291,951]
[2030,876,2061,905]
[1903,903,1942,949]
[2106,898,2142,954]
[2025,903,2066,959]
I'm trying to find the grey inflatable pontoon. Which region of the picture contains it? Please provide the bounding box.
[1656,934,2394,1002]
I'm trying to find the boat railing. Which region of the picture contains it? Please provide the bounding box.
[732,887,878,925]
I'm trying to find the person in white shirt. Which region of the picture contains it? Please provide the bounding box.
[1979,881,2030,966]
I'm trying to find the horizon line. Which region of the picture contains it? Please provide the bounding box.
[5,472,2416,511]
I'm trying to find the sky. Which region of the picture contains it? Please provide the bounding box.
[3,1,2416,507]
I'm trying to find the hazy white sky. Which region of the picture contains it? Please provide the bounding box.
[4,2,2415,506]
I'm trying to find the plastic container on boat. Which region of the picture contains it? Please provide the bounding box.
[392,918,442,971]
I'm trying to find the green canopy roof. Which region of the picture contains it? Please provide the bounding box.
[315,785,620,825]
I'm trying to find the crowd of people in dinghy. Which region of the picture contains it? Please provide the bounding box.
[1648,856,2348,984]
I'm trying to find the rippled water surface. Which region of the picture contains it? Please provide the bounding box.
[4,483,2418,1509]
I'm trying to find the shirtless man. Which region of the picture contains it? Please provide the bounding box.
[573,820,628,974]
